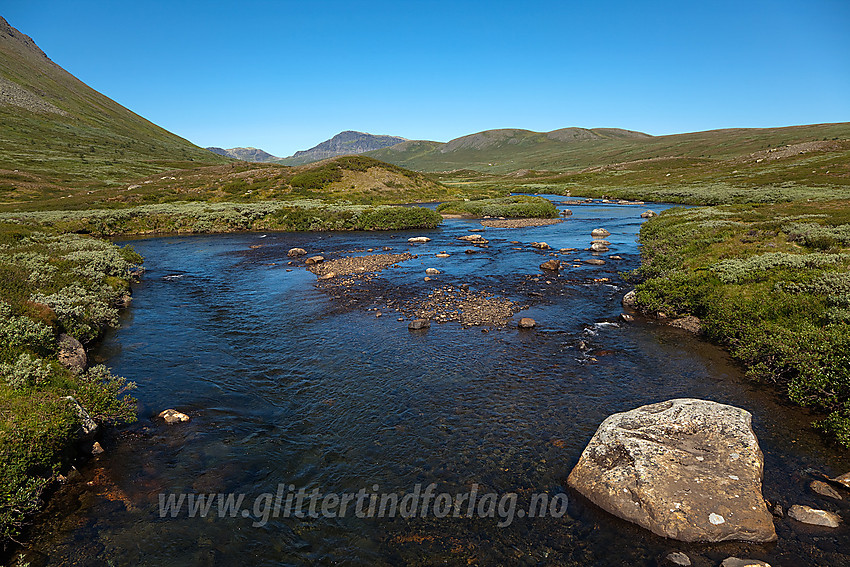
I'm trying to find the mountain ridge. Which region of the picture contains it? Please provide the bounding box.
[277,130,407,165]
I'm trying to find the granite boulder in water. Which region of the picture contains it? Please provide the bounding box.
[568,398,776,542]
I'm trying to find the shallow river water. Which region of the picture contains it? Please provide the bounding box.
[14,198,850,566]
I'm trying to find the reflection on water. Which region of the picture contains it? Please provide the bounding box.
[15,199,850,566]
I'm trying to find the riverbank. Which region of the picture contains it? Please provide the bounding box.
[628,199,850,445]
[0,222,139,547]
[0,200,443,236]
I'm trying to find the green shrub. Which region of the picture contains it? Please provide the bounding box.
[436,195,558,218]
[632,202,850,446]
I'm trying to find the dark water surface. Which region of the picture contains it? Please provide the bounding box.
[15,199,850,566]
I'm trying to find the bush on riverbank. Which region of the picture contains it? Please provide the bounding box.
[436,195,558,218]
[0,200,442,236]
[630,201,850,445]
[0,223,138,545]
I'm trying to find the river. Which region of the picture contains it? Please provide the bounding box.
[14,198,850,566]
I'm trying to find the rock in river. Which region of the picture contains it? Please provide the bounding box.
[158,409,190,425]
[641,210,658,218]
[518,317,536,328]
[591,228,611,238]
[720,559,771,567]
[787,505,841,527]
[287,248,307,257]
[810,480,842,500]
[540,259,561,271]
[590,242,610,252]
[531,242,551,250]
[426,268,441,275]
[408,237,431,243]
[567,398,777,542]
[304,255,325,265]
[408,319,431,331]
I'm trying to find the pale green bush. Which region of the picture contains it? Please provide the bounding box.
[0,353,52,390]
[31,284,119,343]
[711,252,850,284]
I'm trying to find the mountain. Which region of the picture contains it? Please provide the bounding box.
[206,147,279,162]
[365,124,850,174]
[278,131,407,166]
[0,16,228,202]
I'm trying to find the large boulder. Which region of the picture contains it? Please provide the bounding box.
[58,334,86,372]
[622,290,637,310]
[590,242,610,252]
[540,259,561,271]
[591,228,611,238]
[287,248,307,257]
[641,210,658,218]
[568,399,776,542]
[304,255,325,265]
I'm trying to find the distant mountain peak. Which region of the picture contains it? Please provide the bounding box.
[280,131,407,166]
[205,147,279,162]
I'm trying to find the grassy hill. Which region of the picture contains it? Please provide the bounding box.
[2,155,451,212]
[367,124,850,204]
[0,16,229,203]
[368,124,850,173]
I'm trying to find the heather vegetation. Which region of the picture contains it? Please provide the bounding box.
[0,200,443,235]
[0,223,139,544]
[435,195,558,218]
[629,201,850,445]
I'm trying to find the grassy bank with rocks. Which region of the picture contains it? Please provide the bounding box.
[0,222,140,546]
[629,200,850,446]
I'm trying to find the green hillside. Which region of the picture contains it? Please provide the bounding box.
[0,16,229,204]
[368,124,850,174]
[368,124,850,204]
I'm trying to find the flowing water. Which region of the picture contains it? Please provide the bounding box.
[13,198,850,566]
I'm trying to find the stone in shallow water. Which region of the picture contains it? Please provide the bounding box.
[810,480,842,500]
[721,558,771,567]
[787,504,841,527]
[831,471,850,489]
[517,317,536,328]
[567,398,776,542]
[158,409,190,424]
[408,319,430,331]
[663,551,691,566]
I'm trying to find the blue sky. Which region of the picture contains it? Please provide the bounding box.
[4,1,849,156]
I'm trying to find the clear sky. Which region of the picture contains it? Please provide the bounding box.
[4,0,849,156]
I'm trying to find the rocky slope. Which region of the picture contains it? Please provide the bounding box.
[278,130,407,166]
[206,146,278,162]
